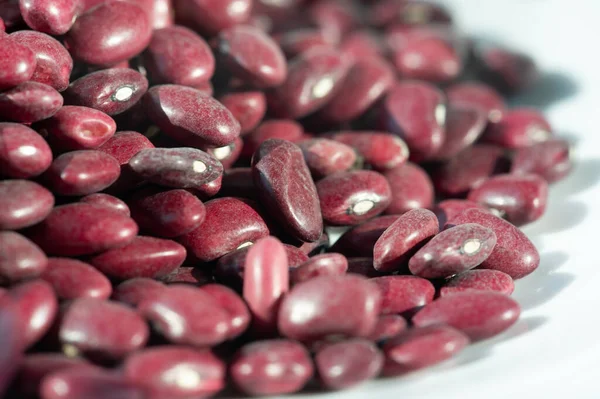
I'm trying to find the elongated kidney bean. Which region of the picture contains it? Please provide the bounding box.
[174,0,252,36]
[230,339,313,396]
[0,122,52,178]
[60,298,149,358]
[201,284,250,339]
[372,276,435,315]
[433,199,489,227]
[467,174,548,226]
[367,314,408,342]
[27,203,138,256]
[42,258,111,300]
[123,346,226,399]
[0,231,47,281]
[113,278,166,307]
[81,193,130,216]
[98,130,154,164]
[219,91,267,134]
[41,368,145,399]
[0,81,63,123]
[409,223,497,279]
[316,339,383,390]
[383,162,434,214]
[446,81,506,123]
[441,269,515,297]
[0,36,35,90]
[330,131,410,171]
[0,180,54,230]
[413,291,520,341]
[252,139,323,242]
[331,215,400,257]
[291,253,348,284]
[448,208,539,279]
[433,106,487,160]
[298,138,357,178]
[139,285,231,346]
[278,275,381,342]
[373,208,439,272]
[19,0,81,35]
[382,325,469,376]
[243,119,304,157]
[483,108,551,148]
[144,84,241,147]
[511,139,572,183]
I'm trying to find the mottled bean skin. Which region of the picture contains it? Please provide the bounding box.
[42,257,112,300]
[441,269,515,297]
[330,131,409,171]
[383,162,434,214]
[0,81,63,123]
[372,276,435,315]
[298,138,357,178]
[0,36,36,90]
[80,193,130,216]
[113,277,166,308]
[0,179,54,230]
[19,0,81,35]
[291,253,348,284]
[0,122,53,178]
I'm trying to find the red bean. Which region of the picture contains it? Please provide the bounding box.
[372,275,435,315]
[446,81,506,123]
[441,269,515,297]
[433,199,489,227]
[0,231,47,281]
[80,193,130,216]
[0,298,24,395]
[0,35,36,90]
[315,339,383,390]
[219,91,267,134]
[59,298,149,358]
[483,108,551,148]
[298,138,357,178]
[278,275,381,342]
[433,105,487,160]
[339,30,385,63]
[510,139,572,183]
[346,257,385,278]
[0,122,53,179]
[277,28,336,58]
[383,162,434,214]
[230,339,313,396]
[113,277,166,307]
[370,0,452,28]
[0,179,54,230]
[204,137,243,169]
[373,208,439,272]
[330,131,409,172]
[42,258,112,300]
[243,119,304,156]
[174,0,252,36]
[291,253,348,284]
[27,203,138,256]
[19,0,81,35]
[201,284,250,339]
[367,314,408,342]
[479,47,538,94]
[97,130,155,164]
[123,346,226,399]
[0,81,63,123]
[331,214,400,257]
[308,0,360,41]
[252,139,323,242]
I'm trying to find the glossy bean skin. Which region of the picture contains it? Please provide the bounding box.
[0,35,36,90]
[42,258,112,300]
[315,339,383,390]
[201,284,250,339]
[219,91,267,134]
[373,208,439,272]
[0,122,53,178]
[372,276,435,315]
[483,108,551,149]
[317,170,392,226]
[98,130,155,164]
[383,162,434,214]
[382,325,469,376]
[290,253,348,285]
[446,81,506,123]
[432,105,487,160]
[123,346,226,399]
[330,131,409,172]
[80,193,130,216]
[148,0,173,29]
[252,139,323,242]
[0,81,63,123]
[44,150,121,196]
[243,119,304,156]
[510,139,572,183]
[65,1,152,66]
[467,174,548,226]
[19,0,81,35]
[412,291,520,341]
[113,277,166,307]
[331,215,400,257]
[217,25,287,88]
[60,298,149,358]
[179,197,270,262]
[41,368,145,399]
[0,231,47,281]
[27,203,138,256]
[9,31,73,92]
[145,25,215,87]
[174,0,252,36]
[278,275,381,342]
[0,180,54,230]
[143,84,241,147]
[367,314,408,342]
[66,68,149,116]
[441,269,515,297]
[433,199,489,227]
[230,339,313,396]
[298,138,357,178]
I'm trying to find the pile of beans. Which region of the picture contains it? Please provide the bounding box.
[0,0,572,397]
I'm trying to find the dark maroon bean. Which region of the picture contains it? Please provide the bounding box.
[296,231,329,256]
[201,284,250,339]
[113,277,166,307]
[243,237,289,333]
[0,180,54,230]
[284,244,311,267]
[380,81,446,161]
[277,28,336,58]
[433,199,489,226]
[382,325,469,376]
[28,203,138,256]
[219,91,267,134]
[123,346,226,399]
[44,150,120,196]
[0,81,63,123]
[367,314,407,342]
[42,258,112,300]
[446,81,506,123]
[179,197,269,262]
[66,68,149,116]
[41,367,145,399]
[159,266,211,286]
[97,130,155,164]
[433,144,508,197]
[60,298,149,358]
[298,138,357,178]
[373,208,439,272]
[317,170,392,226]
[479,47,538,94]
[81,193,130,216]
[129,188,205,238]
[128,147,223,190]
[252,139,323,242]
[19,0,81,34]
[383,162,434,214]
[0,231,47,281]
[175,0,252,36]
[278,275,381,342]
[316,339,383,390]
[291,253,348,285]
[372,276,435,315]
[268,47,351,118]
[409,223,497,279]
[203,136,243,169]
[10,280,58,348]
[139,285,231,346]
[370,0,452,27]
[467,174,548,226]
[218,25,287,88]
[0,298,24,396]
[433,105,487,160]
[0,122,53,178]
[243,119,304,157]
[441,269,514,297]
[483,108,551,149]
[220,167,255,198]
[230,339,313,396]
[413,291,520,340]
[65,1,152,66]
[0,0,22,30]
[143,84,241,147]
[145,25,215,87]
[346,257,385,278]
[510,139,572,183]
[330,131,409,172]
[0,35,35,90]
[331,215,400,257]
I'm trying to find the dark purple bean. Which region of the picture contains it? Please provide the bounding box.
[97,130,154,164]
[383,162,434,214]
[0,298,24,396]
[0,81,63,123]
[372,276,435,315]
[510,139,572,183]
[0,179,54,230]
[331,215,400,257]
[433,199,489,227]
[346,257,385,278]
[42,258,111,300]
[0,122,53,178]
[330,131,409,172]
[10,280,58,348]
[80,193,130,216]
[433,105,487,160]
[441,269,515,297]
[219,91,267,134]
[19,0,81,35]
[0,35,36,90]
[298,138,357,178]
[291,253,348,285]
[113,277,166,307]
[0,231,47,281]
[483,108,551,148]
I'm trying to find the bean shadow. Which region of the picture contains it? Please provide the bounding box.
[550,158,600,198]
[523,199,587,237]
[483,315,548,346]
[508,71,579,110]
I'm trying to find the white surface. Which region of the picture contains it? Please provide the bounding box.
[284,2,600,398]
